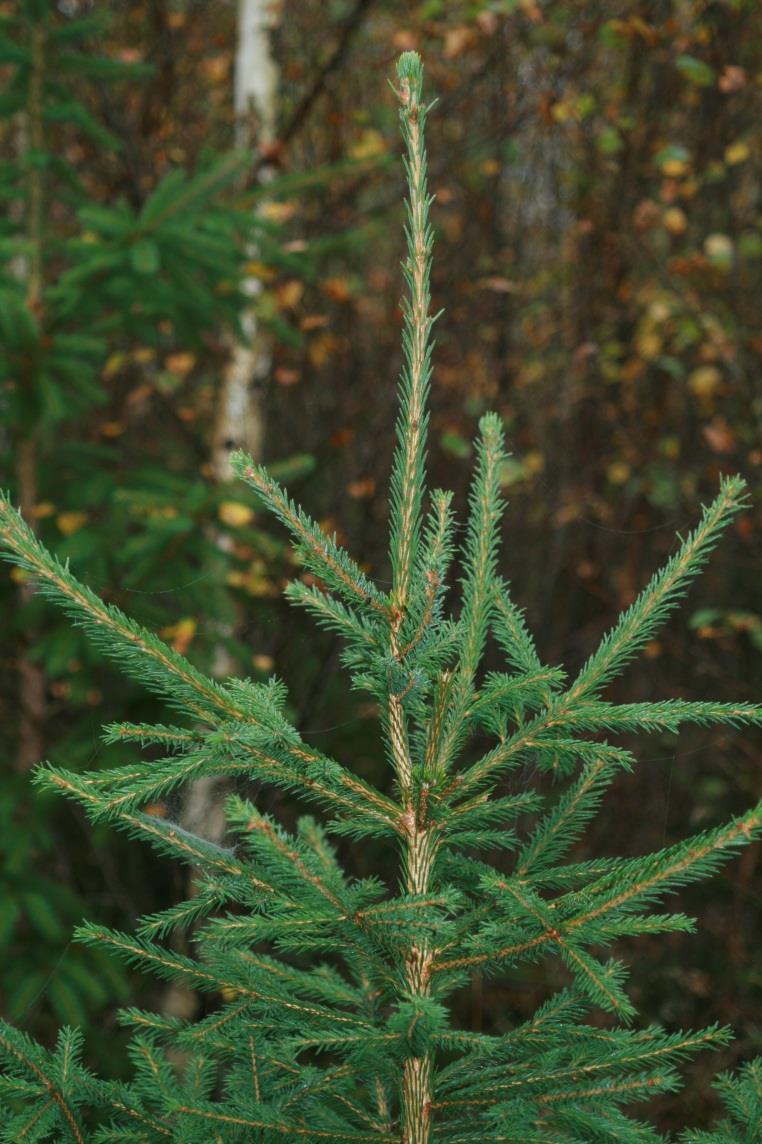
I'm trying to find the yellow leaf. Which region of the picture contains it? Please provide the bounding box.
[522,450,545,477]
[260,201,298,224]
[202,55,228,83]
[31,501,55,519]
[218,501,255,528]
[662,207,688,235]
[103,351,127,380]
[688,365,722,398]
[607,461,631,485]
[308,333,341,368]
[724,139,750,166]
[57,512,88,536]
[349,129,387,161]
[550,99,574,124]
[635,331,662,361]
[243,260,276,281]
[160,617,197,654]
[275,280,304,310]
[227,567,278,598]
[662,157,689,177]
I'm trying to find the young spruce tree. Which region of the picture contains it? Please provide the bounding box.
[0,53,760,1144]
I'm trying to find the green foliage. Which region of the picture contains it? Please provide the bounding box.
[680,1060,762,1144]
[0,50,760,1142]
[0,0,314,1051]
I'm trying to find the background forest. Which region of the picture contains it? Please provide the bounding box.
[0,0,760,1133]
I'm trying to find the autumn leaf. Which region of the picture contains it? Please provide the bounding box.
[164,352,196,377]
[57,512,89,536]
[160,617,197,654]
[218,502,255,528]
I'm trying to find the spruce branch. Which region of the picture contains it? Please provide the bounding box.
[285,580,382,650]
[515,749,631,878]
[231,455,389,617]
[548,698,762,734]
[566,475,749,702]
[0,1022,88,1144]
[459,413,507,674]
[561,802,762,931]
[491,578,552,680]
[681,1059,762,1143]
[0,492,276,728]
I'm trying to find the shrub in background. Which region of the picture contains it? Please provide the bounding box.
[0,0,313,1045]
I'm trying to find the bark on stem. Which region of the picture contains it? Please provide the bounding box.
[391,633,435,1144]
[401,824,436,1144]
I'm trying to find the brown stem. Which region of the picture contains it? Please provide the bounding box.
[389,622,436,1143]
[400,824,436,1144]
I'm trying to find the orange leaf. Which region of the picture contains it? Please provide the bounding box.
[347,477,376,500]
[702,418,736,454]
[165,352,196,377]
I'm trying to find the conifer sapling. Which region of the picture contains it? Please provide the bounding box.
[0,51,760,1144]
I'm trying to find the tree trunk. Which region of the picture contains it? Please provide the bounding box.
[166,0,282,1023]
[186,0,281,834]
[211,0,280,486]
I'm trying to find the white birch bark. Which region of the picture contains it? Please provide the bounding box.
[210,0,281,482]
[166,1,282,1023]
[183,0,281,832]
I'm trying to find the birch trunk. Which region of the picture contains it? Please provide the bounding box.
[165,4,282,1024]
[185,0,281,832]
[210,0,280,486]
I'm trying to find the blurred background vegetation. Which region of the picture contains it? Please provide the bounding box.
[0,0,759,1132]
